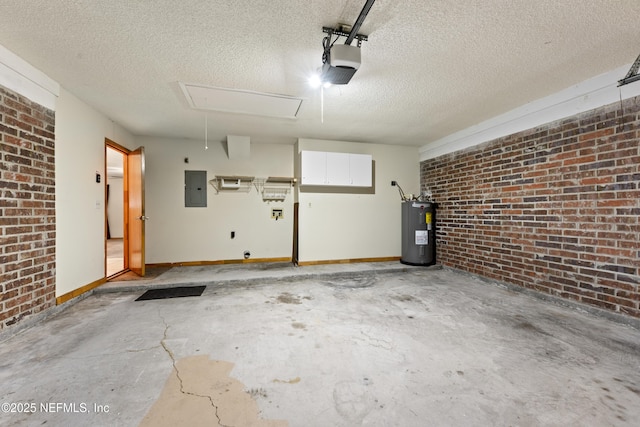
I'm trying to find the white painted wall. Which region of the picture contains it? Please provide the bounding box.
[140,136,294,264]
[1,43,137,298]
[106,176,124,238]
[296,139,419,263]
[55,88,135,297]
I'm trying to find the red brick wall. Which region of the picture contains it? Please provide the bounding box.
[0,85,56,330]
[421,96,640,319]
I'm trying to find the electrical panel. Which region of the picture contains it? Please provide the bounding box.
[185,170,207,207]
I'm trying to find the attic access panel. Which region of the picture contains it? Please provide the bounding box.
[180,82,302,119]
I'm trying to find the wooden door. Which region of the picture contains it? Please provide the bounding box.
[128,147,146,276]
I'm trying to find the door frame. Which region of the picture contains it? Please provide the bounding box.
[105,139,131,277]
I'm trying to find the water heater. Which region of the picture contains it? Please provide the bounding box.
[401,201,436,266]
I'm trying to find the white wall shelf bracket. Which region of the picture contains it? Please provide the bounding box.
[254,177,295,201]
[209,175,255,194]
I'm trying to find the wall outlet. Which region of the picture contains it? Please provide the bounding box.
[271,208,283,220]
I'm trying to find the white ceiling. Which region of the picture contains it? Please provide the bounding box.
[1,0,639,147]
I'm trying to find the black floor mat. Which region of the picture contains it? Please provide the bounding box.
[135,286,206,301]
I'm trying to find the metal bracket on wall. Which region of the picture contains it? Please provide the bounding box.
[209,175,254,194]
[208,175,294,199]
[254,177,295,201]
[618,53,640,87]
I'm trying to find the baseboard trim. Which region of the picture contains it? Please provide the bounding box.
[54,257,396,303]
[147,257,292,268]
[297,256,400,266]
[56,277,106,305]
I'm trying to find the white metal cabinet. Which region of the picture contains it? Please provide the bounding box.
[326,152,350,185]
[300,150,372,187]
[300,151,327,185]
[349,153,372,186]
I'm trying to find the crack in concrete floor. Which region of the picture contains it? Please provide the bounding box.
[155,314,225,427]
[141,313,287,427]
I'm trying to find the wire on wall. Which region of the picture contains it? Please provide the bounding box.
[321,86,324,124]
[204,114,208,150]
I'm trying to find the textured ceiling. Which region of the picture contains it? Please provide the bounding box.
[1,0,639,147]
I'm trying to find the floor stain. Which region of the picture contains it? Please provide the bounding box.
[322,276,377,289]
[276,293,302,304]
[392,294,417,302]
[333,380,376,424]
[625,385,640,395]
[248,388,268,398]
[273,377,301,384]
[139,355,287,427]
[515,320,550,336]
[291,322,306,330]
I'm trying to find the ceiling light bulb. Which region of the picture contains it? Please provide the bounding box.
[323,81,332,89]
[309,74,322,88]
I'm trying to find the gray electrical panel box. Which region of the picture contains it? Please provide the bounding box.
[185,170,207,207]
[400,201,436,266]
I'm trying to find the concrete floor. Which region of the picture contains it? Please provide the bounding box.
[1,263,639,426]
